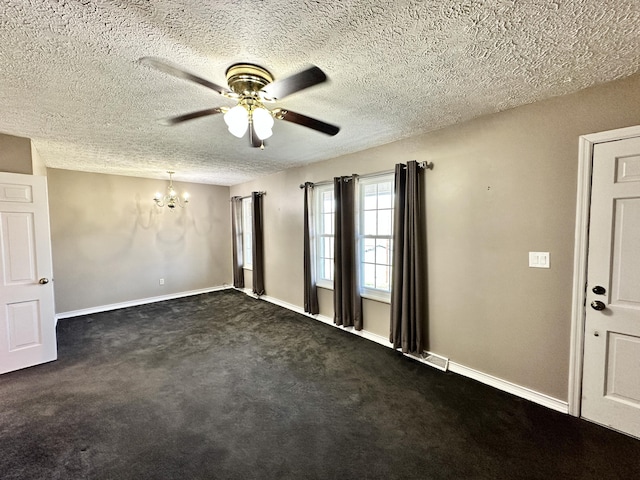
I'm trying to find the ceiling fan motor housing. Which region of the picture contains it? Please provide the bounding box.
[226,64,273,97]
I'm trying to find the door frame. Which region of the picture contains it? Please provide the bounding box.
[569,124,640,417]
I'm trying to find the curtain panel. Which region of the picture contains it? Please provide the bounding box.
[303,182,320,315]
[230,196,245,289]
[251,191,265,296]
[390,160,426,354]
[333,176,363,330]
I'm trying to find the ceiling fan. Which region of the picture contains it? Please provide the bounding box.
[139,57,340,148]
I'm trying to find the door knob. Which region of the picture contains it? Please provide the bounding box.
[592,285,606,295]
[38,278,49,285]
[591,300,606,311]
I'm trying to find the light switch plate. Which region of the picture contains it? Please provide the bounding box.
[529,252,550,268]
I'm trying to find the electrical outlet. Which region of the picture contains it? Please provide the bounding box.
[159,278,165,285]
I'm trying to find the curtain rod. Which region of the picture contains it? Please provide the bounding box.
[299,161,433,189]
[230,191,266,201]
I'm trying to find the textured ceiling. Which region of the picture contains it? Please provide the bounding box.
[1,1,639,185]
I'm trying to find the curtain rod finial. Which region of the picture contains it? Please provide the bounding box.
[419,161,434,170]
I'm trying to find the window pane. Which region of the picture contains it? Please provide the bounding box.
[363,183,378,210]
[375,264,391,291]
[363,263,376,288]
[375,238,391,265]
[322,213,333,235]
[378,182,393,209]
[323,259,334,281]
[378,209,392,236]
[322,191,334,213]
[323,237,333,259]
[364,210,377,235]
[363,238,376,263]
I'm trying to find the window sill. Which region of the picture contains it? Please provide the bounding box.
[317,284,390,305]
[361,291,391,304]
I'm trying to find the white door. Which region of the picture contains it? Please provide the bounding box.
[581,136,640,438]
[0,173,56,374]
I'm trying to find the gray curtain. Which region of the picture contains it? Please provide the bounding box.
[333,176,362,330]
[390,160,425,354]
[251,191,265,296]
[303,182,319,314]
[231,196,244,289]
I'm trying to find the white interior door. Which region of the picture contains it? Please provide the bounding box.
[0,173,56,374]
[581,136,640,438]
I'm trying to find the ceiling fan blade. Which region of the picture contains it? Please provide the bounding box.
[261,66,327,100]
[159,107,223,125]
[275,109,340,136]
[249,122,263,148]
[139,57,231,96]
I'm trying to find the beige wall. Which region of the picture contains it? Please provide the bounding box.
[230,72,640,401]
[48,169,232,313]
[0,132,32,174]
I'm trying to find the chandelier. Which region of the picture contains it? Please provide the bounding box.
[153,171,189,209]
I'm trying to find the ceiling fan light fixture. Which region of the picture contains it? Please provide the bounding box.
[253,107,274,140]
[224,105,249,138]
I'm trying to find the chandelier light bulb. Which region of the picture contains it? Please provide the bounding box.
[252,107,274,140]
[224,105,249,138]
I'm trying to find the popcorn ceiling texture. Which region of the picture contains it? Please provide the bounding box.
[0,0,639,185]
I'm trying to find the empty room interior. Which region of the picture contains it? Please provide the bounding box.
[1,1,640,479]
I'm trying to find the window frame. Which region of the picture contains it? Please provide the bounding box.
[357,174,394,303]
[241,196,253,270]
[314,183,335,289]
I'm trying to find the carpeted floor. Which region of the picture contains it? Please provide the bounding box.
[1,289,639,479]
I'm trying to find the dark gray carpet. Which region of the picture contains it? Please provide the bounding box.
[1,289,639,479]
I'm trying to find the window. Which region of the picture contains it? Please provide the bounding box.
[359,175,394,301]
[242,197,253,269]
[315,184,334,288]
[312,175,395,301]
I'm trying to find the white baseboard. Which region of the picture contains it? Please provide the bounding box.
[55,285,233,321]
[254,291,569,414]
[447,363,568,413]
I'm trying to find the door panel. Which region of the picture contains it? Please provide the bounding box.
[615,154,640,182]
[605,332,640,406]
[611,199,640,306]
[1,212,37,284]
[582,136,640,438]
[7,301,42,350]
[0,173,56,374]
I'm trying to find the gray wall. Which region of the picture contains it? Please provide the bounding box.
[230,72,640,401]
[47,169,232,313]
